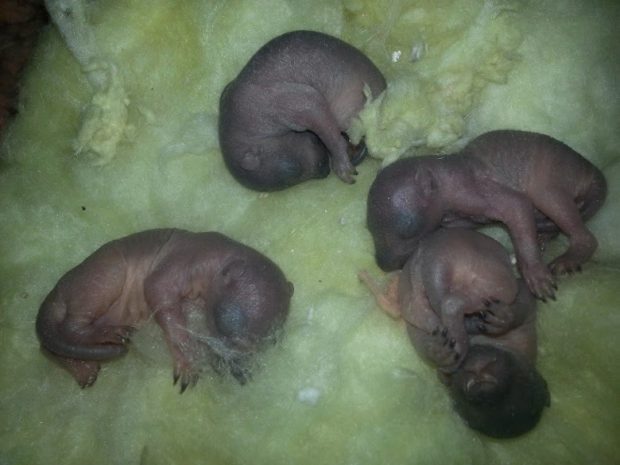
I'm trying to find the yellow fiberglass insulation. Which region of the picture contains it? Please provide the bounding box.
[0,0,619,464]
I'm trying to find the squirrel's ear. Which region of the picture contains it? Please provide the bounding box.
[221,259,247,284]
[240,152,261,171]
[414,166,438,196]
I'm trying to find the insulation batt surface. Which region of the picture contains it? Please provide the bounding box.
[0,0,619,464]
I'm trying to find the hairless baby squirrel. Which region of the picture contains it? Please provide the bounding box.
[367,129,607,300]
[360,228,550,438]
[219,30,386,191]
[36,229,293,392]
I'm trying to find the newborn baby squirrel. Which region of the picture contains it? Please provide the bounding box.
[360,229,550,438]
[36,229,293,392]
[219,30,386,191]
[367,129,607,300]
